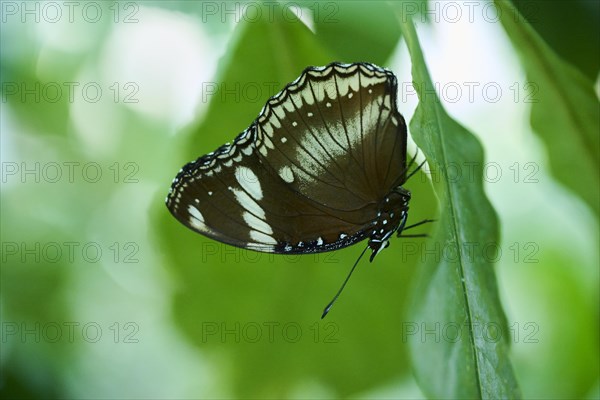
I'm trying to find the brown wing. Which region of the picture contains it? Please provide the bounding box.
[165,62,407,254]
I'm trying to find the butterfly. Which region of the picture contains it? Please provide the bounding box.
[166,62,429,317]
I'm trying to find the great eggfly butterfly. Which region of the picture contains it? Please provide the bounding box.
[166,62,423,317]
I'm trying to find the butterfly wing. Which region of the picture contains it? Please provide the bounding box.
[255,63,407,208]
[166,62,407,254]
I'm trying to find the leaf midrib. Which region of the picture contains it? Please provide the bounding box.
[402,17,483,396]
[431,101,483,397]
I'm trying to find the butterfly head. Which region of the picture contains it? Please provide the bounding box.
[368,186,411,262]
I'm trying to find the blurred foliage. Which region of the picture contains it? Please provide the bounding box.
[505,249,599,398]
[496,0,599,216]
[0,10,112,138]
[512,0,600,80]
[311,1,402,65]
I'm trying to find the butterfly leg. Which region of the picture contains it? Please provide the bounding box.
[397,218,435,238]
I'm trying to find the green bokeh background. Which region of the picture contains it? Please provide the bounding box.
[1,1,598,398]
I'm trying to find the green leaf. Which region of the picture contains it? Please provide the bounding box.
[396,15,521,399]
[495,0,600,216]
[511,0,600,80]
[311,0,402,65]
[310,0,429,66]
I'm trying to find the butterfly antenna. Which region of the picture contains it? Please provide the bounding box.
[321,245,369,319]
[405,159,427,182]
[407,148,419,171]
[392,149,421,188]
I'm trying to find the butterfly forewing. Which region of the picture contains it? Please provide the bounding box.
[166,62,408,254]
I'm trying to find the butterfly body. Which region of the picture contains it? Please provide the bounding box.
[367,185,411,261]
[166,62,411,262]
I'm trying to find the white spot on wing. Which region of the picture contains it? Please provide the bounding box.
[263,134,275,150]
[230,187,265,219]
[243,211,273,235]
[235,166,263,200]
[283,99,295,113]
[274,106,286,120]
[263,123,274,137]
[348,75,360,92]
[250,230,277,244]
[301,88,315,106]
[325,80,337,99]
[188,205,204,222]
[188,205,208,231]
[335,77,350,96]
[242,146,253,156]
[278,166,294,183]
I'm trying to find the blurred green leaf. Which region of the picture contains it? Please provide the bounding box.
[311,0,402,65]
[505,250,599,398]
[0,192,76,398]
[1,69,71,138]
[397,14,520,399]
[0,17,110,138]
[511,0,600,80]
[495,0,600,216]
